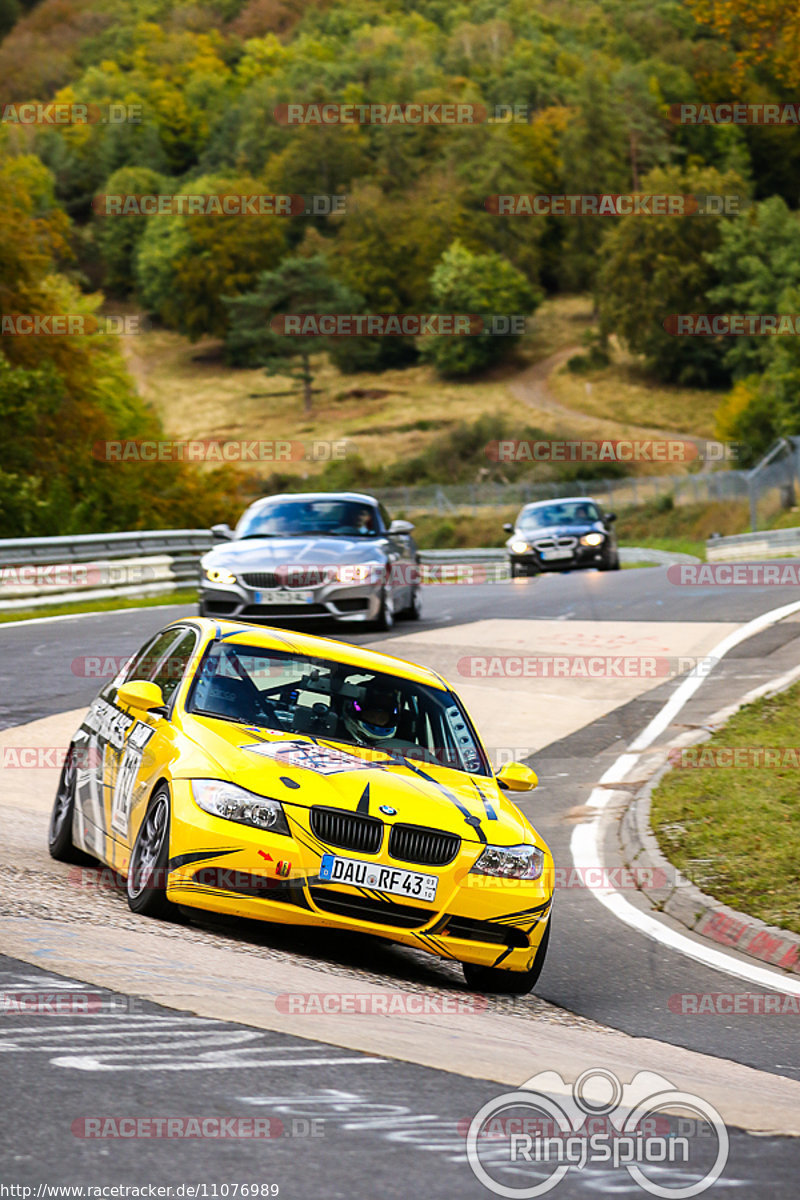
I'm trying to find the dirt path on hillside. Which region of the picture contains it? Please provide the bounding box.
[509,345,710,460]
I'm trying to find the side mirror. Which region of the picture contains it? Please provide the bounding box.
[496,762,538,792]
[604,512,617,524]
[503,523,514,534]
[211,523,234,540]
[389,519,415,535]
[117,680,166,714]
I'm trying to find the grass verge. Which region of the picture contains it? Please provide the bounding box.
[650,681,800,935]
[0,589,197,625]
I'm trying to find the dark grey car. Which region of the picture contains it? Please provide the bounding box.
[503,496,620,576]
[199,492,421,630]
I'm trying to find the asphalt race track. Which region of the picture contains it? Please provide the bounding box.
[2,567,800,1197]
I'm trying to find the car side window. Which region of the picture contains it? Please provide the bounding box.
[377,503,391,533]
[153,629,199,706]
[123,630,180,686]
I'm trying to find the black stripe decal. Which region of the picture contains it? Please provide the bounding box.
[167,848,238,872]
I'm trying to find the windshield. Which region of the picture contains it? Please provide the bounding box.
[187,643,490,776]
[518,501,600,529]
[237,499,380,539]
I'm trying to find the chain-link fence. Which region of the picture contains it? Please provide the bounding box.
[374,439,800,530]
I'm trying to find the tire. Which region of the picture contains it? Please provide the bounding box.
[398,585,422,621]
[510,560,520,578]
[126,786,180,920]
[373,588,395,632]
[48,746,94,864]
[462,921,550,995]
[599,553,621,572]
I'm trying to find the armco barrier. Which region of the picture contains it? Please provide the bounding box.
[0,533,697,612]
[706,527,800,562]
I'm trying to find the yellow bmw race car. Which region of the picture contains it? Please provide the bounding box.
[49,619,553,993]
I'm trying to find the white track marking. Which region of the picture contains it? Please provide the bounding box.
[571,598,800,996]
[0,603,188,630]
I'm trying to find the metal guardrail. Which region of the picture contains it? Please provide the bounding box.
[706,527,800,562]
[0,531,699,612]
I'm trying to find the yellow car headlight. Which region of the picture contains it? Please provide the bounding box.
[205,567,237,586]
[580,532,605,547]
[470,843,544,880]
[510,539,530,555]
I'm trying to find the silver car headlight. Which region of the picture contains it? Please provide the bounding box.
[332,563,378,584]
[470,843,545,880]
[510,539,531,555]
[580,533,605,547]
[204,567,237,585]
[191,779,290,835]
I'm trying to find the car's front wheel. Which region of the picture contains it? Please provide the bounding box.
[126,786,181,920]
[462,921,550,995]
[48,747,94,864]
[373,588,395,631]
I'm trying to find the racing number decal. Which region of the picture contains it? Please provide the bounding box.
[110,721,156,837]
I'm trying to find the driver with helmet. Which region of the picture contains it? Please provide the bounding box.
[343,684,400,745]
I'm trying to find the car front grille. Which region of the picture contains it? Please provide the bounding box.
[310,806,383,854]
[241,569,330,588]
[240,571,279,588]
[308,887,433,928]
[388,823,460,866]
[533,536,577,551]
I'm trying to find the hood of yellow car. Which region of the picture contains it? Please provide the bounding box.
[180,714,534,847]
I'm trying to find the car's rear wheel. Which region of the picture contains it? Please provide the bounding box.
[462,921,550,995]
[126,786,180,920]
[48,747,94,864]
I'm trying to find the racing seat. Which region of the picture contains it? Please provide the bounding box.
[195,674,260,723]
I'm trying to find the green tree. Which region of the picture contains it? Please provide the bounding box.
[595,163,748,385]
[135,173,287,338]
[224,254,362,414]
[419,239,541,377]
[706,197,800,377]
[96,165,169,295]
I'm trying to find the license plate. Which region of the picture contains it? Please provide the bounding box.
[318,854,438,903]
[540,548,573,561]
[254,589,314,605]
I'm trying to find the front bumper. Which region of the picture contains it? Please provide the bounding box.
[510,545,608,573]
[166,780,553,972]
[199,581,381,623]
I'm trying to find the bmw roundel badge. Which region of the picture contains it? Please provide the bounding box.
[379,805,397,815]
